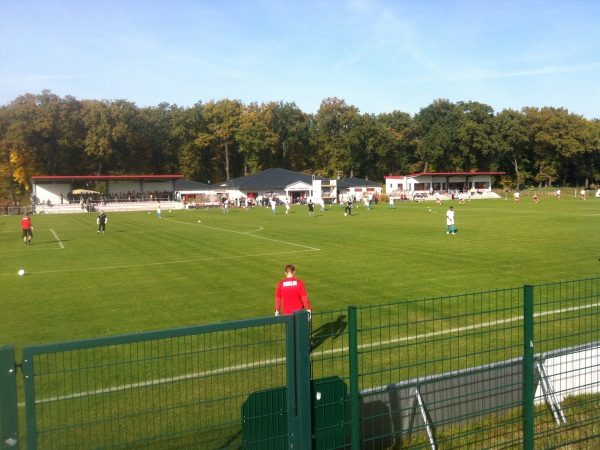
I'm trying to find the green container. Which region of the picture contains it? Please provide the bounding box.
[242,386,288,450]
[242,377,348,449]
[312,376,348,449]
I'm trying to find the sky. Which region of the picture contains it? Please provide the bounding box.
[1,0,599,119]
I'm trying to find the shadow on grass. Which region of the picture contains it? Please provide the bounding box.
[310,314,347,352]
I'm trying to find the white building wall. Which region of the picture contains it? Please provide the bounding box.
[108,182,142,194]
[33,183,70,204]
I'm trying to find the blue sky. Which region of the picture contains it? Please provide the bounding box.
[1,0,599,118]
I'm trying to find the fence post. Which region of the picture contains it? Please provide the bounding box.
[523,285,535,450]
[0,345,19,449]
[348,306,360,450]
[293,310,312,450]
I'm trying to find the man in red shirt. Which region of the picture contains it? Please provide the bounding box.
[21,213,33,245]
[275,264,312,318]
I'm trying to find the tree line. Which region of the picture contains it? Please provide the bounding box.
[1,90,599,202]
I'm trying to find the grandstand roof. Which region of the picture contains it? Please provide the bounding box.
[32,175,183,183]
[32,175,183,182]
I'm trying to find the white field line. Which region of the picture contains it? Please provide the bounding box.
[21,301,600,408]
[49,229,64,249]
[16,250,319,276]
[165,218,320,251]
[3,221,320,275]
[0,229,64,258]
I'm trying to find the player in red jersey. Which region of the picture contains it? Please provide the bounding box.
[21,212,33,245]
[275,264,312,317]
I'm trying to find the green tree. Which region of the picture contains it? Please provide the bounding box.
[29,90,87,176]
[456,101,496,171]
[135,103,181,175]
[199,99,244,181]
[82,99,141,174]
[171,102,210,181]
[493,109,531,189]
[524,107,589,187]
[412,99,458,172]
[311,97,361,177]
[236,102,278,174]
[374,111,415,176]
[269,101,311,172]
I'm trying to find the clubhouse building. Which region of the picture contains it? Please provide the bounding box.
[29,169,382,211]
[385,172,505,195]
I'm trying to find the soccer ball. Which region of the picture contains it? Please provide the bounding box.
[198,220,201,223]
[344,213,347,217]
[18,269,25,276]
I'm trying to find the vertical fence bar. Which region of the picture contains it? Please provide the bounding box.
[286,313,298,450]
[523,285,535,450]
[348,306,359,450]
[0,346,19,450]
[294,310,312,450]
[21,350,38,450]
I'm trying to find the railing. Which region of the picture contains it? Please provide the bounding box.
[1,279,599,449]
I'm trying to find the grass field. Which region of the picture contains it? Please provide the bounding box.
[2,193,600,351]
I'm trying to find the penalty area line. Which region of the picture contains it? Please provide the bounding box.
[24,249,320,275]
[166,218,320,251]
[50,229,64,249]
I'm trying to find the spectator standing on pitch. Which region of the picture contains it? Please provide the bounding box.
[389,197,395,209]
[22,212,33,245]
[581,189,586,200]
[275,264,312,318]
[308,198,315,217]
[446,206,455,235]
[97,210,108,234]
[556,189,561,200]
[345,198,353,216]
[157,203,162,218]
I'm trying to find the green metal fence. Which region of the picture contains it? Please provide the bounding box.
[1,278,599,449]
[16,314,311,449]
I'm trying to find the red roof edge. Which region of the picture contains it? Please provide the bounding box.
[32,175,184,181]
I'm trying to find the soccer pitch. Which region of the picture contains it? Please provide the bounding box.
[2,194,600,349]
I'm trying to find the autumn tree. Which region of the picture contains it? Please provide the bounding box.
[236,102,278,175]
[199,99,244,181]
[171,102,210,181]
[311,97,362,177]
[0,95,45,198]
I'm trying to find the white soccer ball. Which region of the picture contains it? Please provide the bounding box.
[148,212,150,214]
[198,220,202,222]
[18,269,25,276]
[344,213,347,216]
